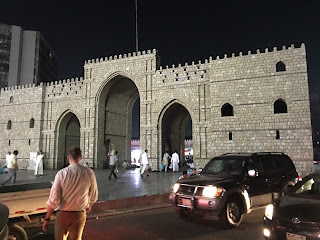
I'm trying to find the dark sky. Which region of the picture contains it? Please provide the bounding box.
[1,0,320,139]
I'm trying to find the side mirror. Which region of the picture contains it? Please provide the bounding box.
[198,168,203,174]
[247,169,258,177]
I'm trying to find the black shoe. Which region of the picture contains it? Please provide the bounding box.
[147,174,149,177]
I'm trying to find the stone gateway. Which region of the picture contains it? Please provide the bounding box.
[0,44,314,176]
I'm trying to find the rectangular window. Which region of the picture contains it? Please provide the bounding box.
[229,132,232,141]
[276,130,280,140]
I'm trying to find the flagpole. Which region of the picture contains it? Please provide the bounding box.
[135,0,139,53]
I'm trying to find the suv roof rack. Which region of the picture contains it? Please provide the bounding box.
[252,152,285,155]
[221,152,250,155]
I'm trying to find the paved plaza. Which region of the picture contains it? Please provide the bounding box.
[0,167,182,201]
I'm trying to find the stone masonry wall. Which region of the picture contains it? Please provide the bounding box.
[0,44,314,177]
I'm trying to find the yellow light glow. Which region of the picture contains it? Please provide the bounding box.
[173,183,180,193]
[202,185,218,198]
[263,228,271,237]
[265,204,274,220]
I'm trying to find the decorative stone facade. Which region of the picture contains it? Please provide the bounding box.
[0,44,314,176]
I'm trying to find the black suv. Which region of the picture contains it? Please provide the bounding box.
[169,152,299,227]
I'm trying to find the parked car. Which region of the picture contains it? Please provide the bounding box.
[0,182,52,240]
[170,152,300,227]
[264,172,320,240]
[0,203,9,240]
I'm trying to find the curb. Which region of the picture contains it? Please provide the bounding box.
[87,203,172,219]
[90,193,170,213]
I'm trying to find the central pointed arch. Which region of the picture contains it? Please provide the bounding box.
[95,73,140,168]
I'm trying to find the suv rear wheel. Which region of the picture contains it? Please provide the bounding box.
[220,198,243,227]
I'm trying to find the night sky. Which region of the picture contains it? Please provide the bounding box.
[1,1,320,139]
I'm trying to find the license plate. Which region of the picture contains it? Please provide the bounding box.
[181,198,192,206]
[286,232,306,240]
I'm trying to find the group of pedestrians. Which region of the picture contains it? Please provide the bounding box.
[162,150,180,172]
[0,150,44,186]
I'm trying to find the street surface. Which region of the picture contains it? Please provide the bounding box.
[27,207,265,240]
[0,168,181,201]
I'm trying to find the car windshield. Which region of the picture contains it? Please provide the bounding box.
[292,175,320,197]
[202,158,245,176]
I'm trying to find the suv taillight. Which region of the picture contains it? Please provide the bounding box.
[298,174,302,181]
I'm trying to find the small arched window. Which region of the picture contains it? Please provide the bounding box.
[221,103,234,117]
[276,61,286,72]
[9,96,14,103]
[7,120,12,130]
[274,99,287,114]
[29,118,35,128]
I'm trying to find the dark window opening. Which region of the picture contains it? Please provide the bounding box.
[221,103,234,117]
[274,99,287,114]
[176,78,179,81]
[28,139,31,145]
[9,96,13,103]
[276,130,280,139]
[8,140,10,146]
[29,118,35,128]
[276,61,286,72]
[229,132,233,140]
[187,77,190,80]
[7,120,11,130]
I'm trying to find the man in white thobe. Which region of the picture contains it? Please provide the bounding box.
[172,151,180,172]
[140,150,149,177]
[35,150,44,176]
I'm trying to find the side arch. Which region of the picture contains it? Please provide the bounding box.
[54,109,81,169]
[157,99,195,171]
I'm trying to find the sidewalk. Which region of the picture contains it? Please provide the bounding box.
[0,168,181,201]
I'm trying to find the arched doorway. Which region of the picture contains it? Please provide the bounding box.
[159,102,193,170]
[56,112,81,169]
[96,75,139,168]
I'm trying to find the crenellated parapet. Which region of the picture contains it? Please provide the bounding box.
[84,49,157,66]
[155,43,306,85]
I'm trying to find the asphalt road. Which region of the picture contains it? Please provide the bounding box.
[27,207,266,240]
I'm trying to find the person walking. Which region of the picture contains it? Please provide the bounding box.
[172,150,180,172]
[42,147,98,240]
[109,150,118,179]
[1,150,18,185]
[140,150,149,177]
[2,151,11,173]
[34,150,44,176]
[163,151,171,172]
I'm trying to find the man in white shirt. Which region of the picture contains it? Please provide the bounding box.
[1,150,18,185]
[109,150,118,179]
[42,147,98,240]
[140,149,149,177]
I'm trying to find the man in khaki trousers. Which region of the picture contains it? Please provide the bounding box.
[42,147,98,240]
